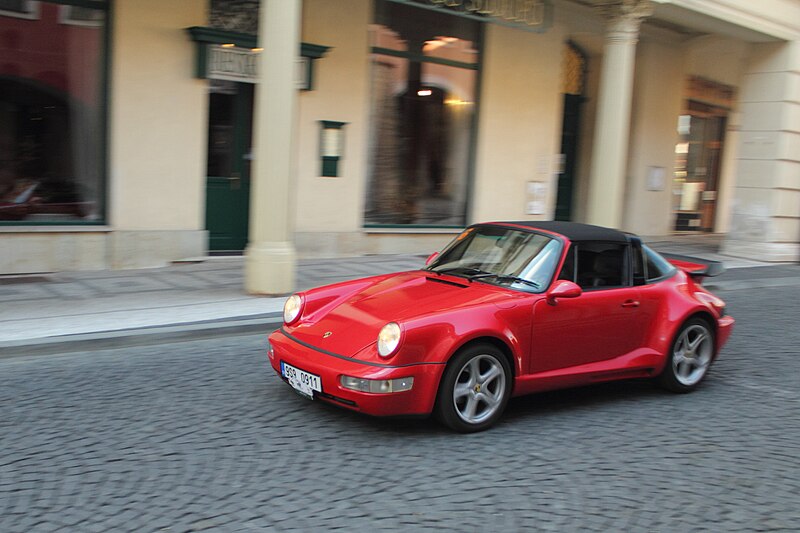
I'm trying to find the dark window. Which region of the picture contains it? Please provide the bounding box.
[0,0,108,224]
[0,0,31,13]
[643,245,676,282]
[575,242,629,290]
[632,242,646,286]
[557,244,576,282]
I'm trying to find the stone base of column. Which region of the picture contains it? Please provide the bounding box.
[244,240,297,295]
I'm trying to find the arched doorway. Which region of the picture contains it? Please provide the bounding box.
[554,42,586,222]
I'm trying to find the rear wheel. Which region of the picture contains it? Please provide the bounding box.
[435,344,511,433]
[658,317,715,393]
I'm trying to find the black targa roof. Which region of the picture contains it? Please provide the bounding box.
[493,221,630,243]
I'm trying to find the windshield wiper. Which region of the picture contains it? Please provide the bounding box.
[430,266,490,278]
[468,273,541,289]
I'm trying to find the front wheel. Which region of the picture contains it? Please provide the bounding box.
[657,317,715,393]
[435,344,512,433]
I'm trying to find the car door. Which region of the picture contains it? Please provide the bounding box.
[529,241,649,374]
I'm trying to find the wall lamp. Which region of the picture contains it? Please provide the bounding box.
[319,120,347,177]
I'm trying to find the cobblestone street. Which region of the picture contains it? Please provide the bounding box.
[1,282,799,532]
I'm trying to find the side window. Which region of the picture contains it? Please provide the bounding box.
[632,242,646,286]
[643,245,676,282]
[557,244,576,282]
[575,242,629,290]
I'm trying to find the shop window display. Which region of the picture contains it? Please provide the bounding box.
[0,1,39,18]
[365,0,480,226]
[0,0,107,223]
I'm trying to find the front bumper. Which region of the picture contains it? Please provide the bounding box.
[268,329,444,417]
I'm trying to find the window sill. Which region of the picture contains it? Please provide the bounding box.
[0,225,112,233]
[363,226,463,234]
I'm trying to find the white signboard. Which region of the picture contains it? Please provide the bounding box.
[526,181,547,215]
[208,45,310,89]
[208,46,259,83]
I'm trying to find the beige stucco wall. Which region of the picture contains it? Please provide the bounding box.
[685,35,749,87]
[109,0,207,232]
[0,230,109,273]
[619,35,749,238]
[724,40,800,261]
[655,0,800,41]
[295,0,371,234]
[684,36,749,235]
[471,23,565,223]
[623,40,685,237]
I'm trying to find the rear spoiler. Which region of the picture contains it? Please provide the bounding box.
[662,253,726,279]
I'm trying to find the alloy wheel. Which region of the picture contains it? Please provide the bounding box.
[452,354,507,424]
[672,323,713,387]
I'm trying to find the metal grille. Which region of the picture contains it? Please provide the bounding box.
[562,43,585,96]
[210,0,259,35]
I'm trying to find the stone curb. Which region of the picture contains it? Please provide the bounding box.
[0,314,283,358]
[3,268,798,358]
[705,276,800,293]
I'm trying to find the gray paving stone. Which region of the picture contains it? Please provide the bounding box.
[0,284,54,301]
[0,283,798,531]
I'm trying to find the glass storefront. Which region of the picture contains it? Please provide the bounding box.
[0,0,107,223]
[364,0,481,226]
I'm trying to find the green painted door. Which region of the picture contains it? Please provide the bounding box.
[205,81,254,252]
[555,93,583,222]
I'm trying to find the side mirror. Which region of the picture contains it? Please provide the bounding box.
[546,280,582,306]
[425,251,439,266]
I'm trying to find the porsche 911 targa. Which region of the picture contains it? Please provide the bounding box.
[268,221,734,432]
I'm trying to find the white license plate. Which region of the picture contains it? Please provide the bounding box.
[280,361,322,399]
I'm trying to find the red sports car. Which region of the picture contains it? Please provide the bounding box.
[268,221,734,432]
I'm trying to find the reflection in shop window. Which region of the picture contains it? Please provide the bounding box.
[672,78,733,233]
[0,0,39,18]
[672,103,728,232]
[0,0,107,223]
[59,5,105,27]
[364,0,480,226]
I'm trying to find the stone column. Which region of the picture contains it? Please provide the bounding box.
[586,0,652,229]
[245,0,301,294]
[722,41,800,262]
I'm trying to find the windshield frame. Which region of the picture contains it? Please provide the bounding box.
[424,223,566,294]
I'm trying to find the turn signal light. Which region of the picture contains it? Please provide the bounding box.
[339,376,414,394]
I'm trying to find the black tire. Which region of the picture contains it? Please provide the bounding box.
[657,317,715,393]
[435,343,512,433]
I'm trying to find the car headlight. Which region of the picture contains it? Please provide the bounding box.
[377,322,401,358]
[283,294,303,325]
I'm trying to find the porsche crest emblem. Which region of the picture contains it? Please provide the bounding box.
[322,331,333,338]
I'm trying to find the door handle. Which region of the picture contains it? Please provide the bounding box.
[228,173,241,190]
[621,300,640,308]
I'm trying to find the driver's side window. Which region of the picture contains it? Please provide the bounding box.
[565,242,629,290]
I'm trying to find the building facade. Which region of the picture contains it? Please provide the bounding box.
[1,0,798,285]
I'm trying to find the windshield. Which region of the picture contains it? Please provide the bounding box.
[426,226,562,293]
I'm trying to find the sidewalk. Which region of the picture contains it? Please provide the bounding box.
[0,238,797,355]
[0,254,425,353]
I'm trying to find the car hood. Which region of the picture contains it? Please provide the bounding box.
[287,271,515,357]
